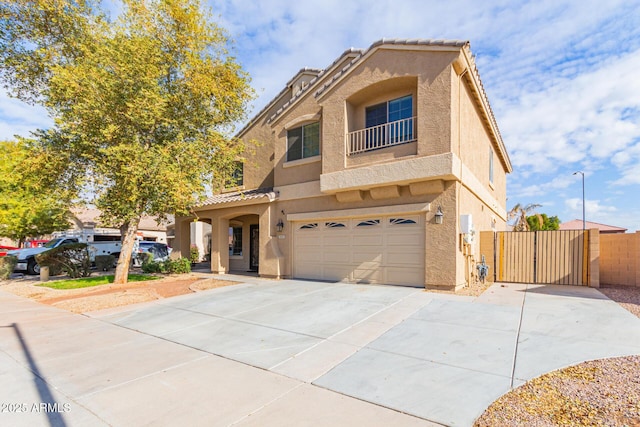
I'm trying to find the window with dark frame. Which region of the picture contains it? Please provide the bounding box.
[287,122,320,161]
[224,161,244,189]
[364,95,413,148]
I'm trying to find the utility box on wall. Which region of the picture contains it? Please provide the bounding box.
[460,215,473,234]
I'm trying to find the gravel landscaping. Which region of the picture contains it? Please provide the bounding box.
[476,284,640,426]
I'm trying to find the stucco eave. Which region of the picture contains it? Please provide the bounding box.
[320,153,461,194]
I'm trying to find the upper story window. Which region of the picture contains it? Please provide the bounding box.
[287,122,320,162]
[225,161,244,189]
[366,95,413,129]
[489,147,494,185]
[348,95,415,155]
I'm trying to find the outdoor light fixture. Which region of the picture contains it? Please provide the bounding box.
[276,219,284,232]
[434,206,444,224]
[573,171,585,230]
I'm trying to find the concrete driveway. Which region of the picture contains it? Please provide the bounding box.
[2,277,640,427]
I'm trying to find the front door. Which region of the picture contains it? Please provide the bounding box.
[249,224,259,271]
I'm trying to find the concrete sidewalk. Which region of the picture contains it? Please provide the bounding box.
[2,279,640,427]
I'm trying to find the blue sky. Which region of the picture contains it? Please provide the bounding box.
[2,0,640,231]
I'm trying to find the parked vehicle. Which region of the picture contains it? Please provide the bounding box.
[8,238,122,275]
[0,245,19,257]
[23,239,49,248]
[133,241,170,266]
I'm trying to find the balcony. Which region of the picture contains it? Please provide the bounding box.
[347,116,416,155]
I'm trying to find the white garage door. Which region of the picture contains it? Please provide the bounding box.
[293,215,424,286]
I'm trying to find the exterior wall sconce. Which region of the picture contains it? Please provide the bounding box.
[434,206,444,224]
[276,219,284,232]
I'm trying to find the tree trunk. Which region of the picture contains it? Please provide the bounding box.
[113,219,140,284]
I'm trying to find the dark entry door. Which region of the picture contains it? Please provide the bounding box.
[249,224,259,271]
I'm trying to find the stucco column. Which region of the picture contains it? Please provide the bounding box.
[424,181,459,290]
[172,218,192,260]
[210,216,229,274]
[257,204,285,279]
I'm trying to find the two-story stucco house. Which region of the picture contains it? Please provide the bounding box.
[174,39,512,290]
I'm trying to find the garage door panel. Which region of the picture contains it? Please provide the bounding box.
[295,236,322,247]
[385,267,423,286]
[293,215,425,286]
[387,233,423,246]
[386,251,423,265]
[324,236,350,246]
[321,265,352,282]
[323,250,352,263]
[353,234,384,246]
[353,268,384,284]
[296,263,323,279]
[352,252,382,263]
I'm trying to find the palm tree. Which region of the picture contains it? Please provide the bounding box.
[508,203,542,231]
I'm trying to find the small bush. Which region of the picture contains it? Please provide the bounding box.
[36,243,92,278]
[0,256,17,279]
[189,244,200,264]
[95,255,115,271]
[165,257,191,274]
[142,260,163,274]
[140,257,191,275]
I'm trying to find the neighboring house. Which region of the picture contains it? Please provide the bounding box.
[54,208,172,243]
[559,219,627,234]
[174,39,512,290]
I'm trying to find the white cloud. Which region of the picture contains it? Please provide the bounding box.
[0,91,52,140]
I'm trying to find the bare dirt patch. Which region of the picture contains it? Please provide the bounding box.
[0,274,238,313]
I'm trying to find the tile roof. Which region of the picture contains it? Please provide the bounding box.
[266,39,469,124]
[559,219,627,233]
[70,208,171,230]
[198,188,277,207]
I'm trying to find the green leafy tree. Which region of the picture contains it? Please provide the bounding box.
[527,213,560,231]
[0,139,73,246]
[0,0,254,283]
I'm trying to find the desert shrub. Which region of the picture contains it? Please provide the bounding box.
[165,257,191,274]
[189,244,200,263]
[0,256,17,279]
[36,243,91,278]
[140,257,191,274]
[95,255,115,271]
[142,260,163,274]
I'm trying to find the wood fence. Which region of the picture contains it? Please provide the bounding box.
[483,230,592,286]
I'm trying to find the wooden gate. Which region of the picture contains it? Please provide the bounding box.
[494,230,590,285]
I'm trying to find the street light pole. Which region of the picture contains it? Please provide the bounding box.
[573,171,585,230]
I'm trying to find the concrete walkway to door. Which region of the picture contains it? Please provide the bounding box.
[1,278,640,427]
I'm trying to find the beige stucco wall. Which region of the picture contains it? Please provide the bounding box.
[600,232,640,286]
[452,67,507,209]
[174,43,510,290]
[317,49,459,176]
[271,95,323,187]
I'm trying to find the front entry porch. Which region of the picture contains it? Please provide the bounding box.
[173,192,284,279]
